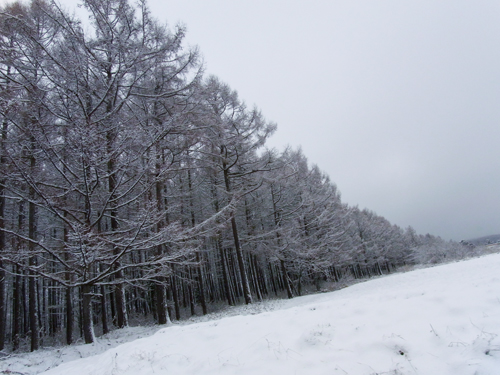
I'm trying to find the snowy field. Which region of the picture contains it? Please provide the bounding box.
[2,253,500,375]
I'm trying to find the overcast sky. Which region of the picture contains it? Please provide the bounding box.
[3,0,500,241]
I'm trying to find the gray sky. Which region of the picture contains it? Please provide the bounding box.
[4,0,500,241]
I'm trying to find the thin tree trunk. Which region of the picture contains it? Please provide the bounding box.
[170,266,180,320]
[13,201,25,351]
[196,252,208,315]
[230,217,252,303]
[153,151,169,324]
[0,50,12,351]
[155,281,168,324]
[12,264,22,351]
[244,199,262,301]
[28,265,38,351]
[81,285,94,344]
[0,187,5,349]
[280,259,294,299]
[187,268,195,316]
[210,169,234,306]
[114,283,127,328]
[222,161,252,304]
[187,167,207,315]
[99,283,109,335]
[107,127,128,329]
[0,177,5,350]
[249,253,263,301]
[48,279,57,336]
[64,285,73,343]
[271,186,293,299]
[268,262,279,297]
[218,239,234,306]
[62,214,74,344]
[28,141,39,351]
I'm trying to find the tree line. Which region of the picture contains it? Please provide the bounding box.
[0,0,473,352]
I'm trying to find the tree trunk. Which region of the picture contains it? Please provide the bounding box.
[218,239,234,306]
[65,286,74,343]
[81,285,94,344]
[0,49,12,352]
[63,221,74,344]
[28,143,39,351]
[12,265,22,351]
[187,167,207,315]
[280,259,294,299]
[28,264,39,351]
[210,170,234,306]
[107,126,128,329]
[196,252,208,315]
[100,284,109,335]
[114,283,128,328]
[187,268,196,316]
[170,266,181,320]
[0,191,5,350]
[244,199,262,301]
[0,183,5,351]
[271,185,293,299]
[155,282,168,324]
[13,201,25,351]
[249,253,263,301]
[222,163,252,304]
[153,151,169,324]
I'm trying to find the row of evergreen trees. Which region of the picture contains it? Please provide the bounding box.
[0,0,470,351]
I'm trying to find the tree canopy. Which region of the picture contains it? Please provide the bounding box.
[0,0,473,351]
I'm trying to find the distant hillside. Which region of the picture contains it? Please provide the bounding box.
[465,234,500,245]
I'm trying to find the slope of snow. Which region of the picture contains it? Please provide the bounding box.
[5,253,500,375]
[0,301,287,375]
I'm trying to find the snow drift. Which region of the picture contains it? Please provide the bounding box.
[15,254,500,374]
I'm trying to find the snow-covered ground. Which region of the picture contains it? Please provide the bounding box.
[2,253,500,375]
